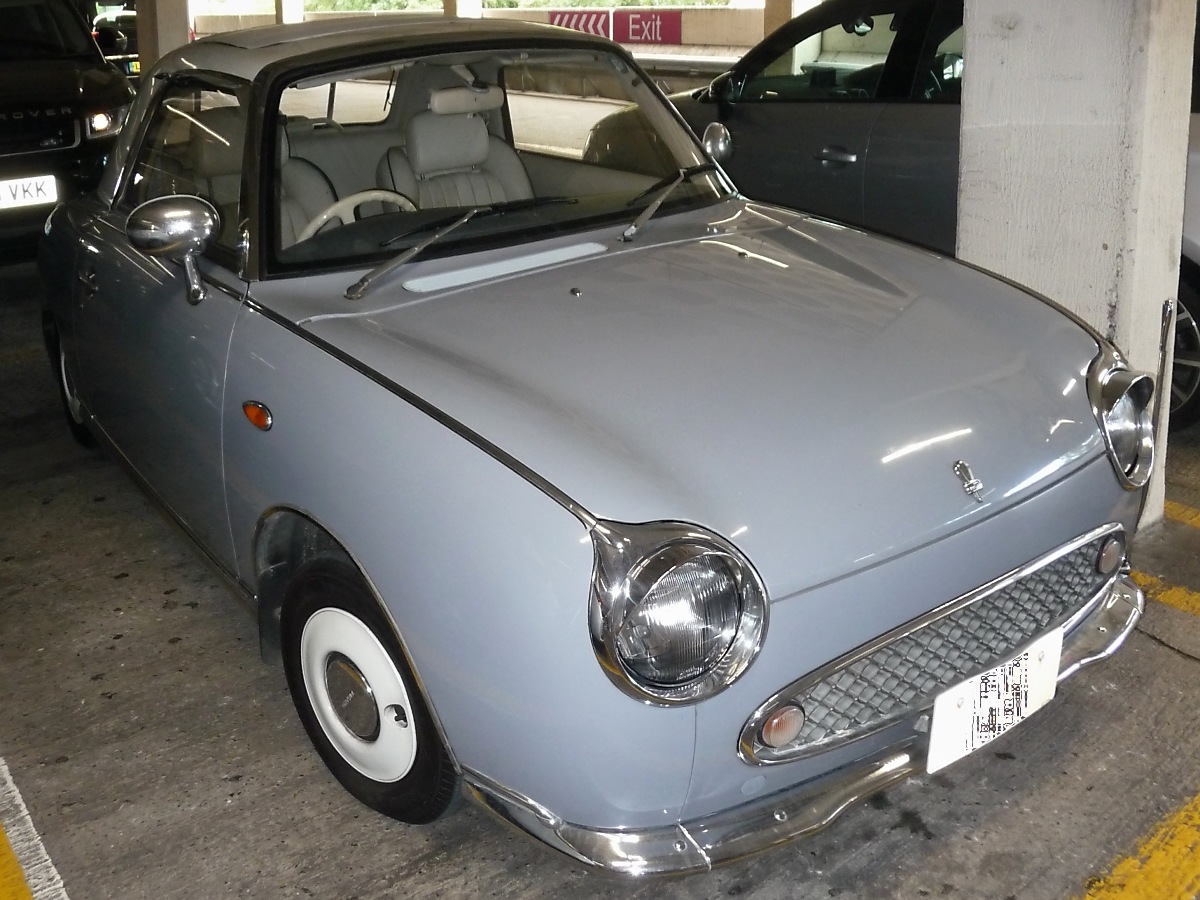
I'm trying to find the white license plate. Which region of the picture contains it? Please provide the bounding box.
[926,627,1063,774]
[0,175,57,210]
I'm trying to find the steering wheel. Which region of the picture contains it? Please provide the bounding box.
[298,189,417,242]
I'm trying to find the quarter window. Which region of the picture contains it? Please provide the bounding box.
[122,85,248,251]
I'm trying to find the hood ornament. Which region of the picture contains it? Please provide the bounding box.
[953,460,985,503]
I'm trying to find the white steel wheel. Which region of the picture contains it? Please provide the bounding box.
[280,558,459,824]
[59,345,86,425]
[47,324,96,447]
[300,607,418,783]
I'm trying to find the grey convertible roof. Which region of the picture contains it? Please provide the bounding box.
[153,16,598,82]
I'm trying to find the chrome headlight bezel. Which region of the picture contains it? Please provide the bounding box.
[1087,345,1154,489]
[589,521,768,706]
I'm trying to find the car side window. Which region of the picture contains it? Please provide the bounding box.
[908,1,963,103]
[121,85,247,250]
[740,3,918,103]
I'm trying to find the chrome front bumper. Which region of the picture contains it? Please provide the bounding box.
[462,572,1143,877]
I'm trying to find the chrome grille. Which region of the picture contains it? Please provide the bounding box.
[747,530,1118,763]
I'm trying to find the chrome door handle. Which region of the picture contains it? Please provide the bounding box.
[815,147,859,166]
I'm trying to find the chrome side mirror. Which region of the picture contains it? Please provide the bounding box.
[127,196,219,304]
[702,122,733,165]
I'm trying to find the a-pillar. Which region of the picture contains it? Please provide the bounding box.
[956,0,1195,523]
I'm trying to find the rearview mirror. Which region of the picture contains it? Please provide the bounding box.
[710,70,745,108]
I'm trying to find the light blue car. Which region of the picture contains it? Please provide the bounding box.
[39,16,1154,876]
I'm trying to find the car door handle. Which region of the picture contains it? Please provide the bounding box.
[76,268,98,298]
[815,147,859,166]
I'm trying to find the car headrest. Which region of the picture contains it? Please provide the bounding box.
[406,110,489,176]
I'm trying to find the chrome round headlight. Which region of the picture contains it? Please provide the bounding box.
[590,522,767,705]
[1088,350,1154,489]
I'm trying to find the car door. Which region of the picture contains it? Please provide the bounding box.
[863,0,963,253]
[73,78,249,564]
[695,0,937,228]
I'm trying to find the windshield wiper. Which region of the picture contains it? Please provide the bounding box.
[620,162,718,243]
[344,196,577,301]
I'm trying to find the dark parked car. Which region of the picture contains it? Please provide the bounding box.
[671,0,1200,428]
[0,0,132,254]
[94,0,138,80]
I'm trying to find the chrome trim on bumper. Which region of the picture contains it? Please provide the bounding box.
[462,572,1143,877]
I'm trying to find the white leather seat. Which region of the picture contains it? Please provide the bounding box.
[278,123,338,247]
[376,85,532,209]
[185,105,246,243]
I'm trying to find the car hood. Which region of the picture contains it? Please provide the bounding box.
[0,58,128,108]
[289,202,1108,596]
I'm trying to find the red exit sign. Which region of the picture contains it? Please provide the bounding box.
[612,9,682,44]
[549,9,683,45]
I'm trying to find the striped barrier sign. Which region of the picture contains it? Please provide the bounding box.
[548,11,611,37]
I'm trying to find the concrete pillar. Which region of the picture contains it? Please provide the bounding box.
[443,0,482,19]
[956,0,1195,522]
[137,0,190,67]
[275,0,303,25]
[762,0,819,41]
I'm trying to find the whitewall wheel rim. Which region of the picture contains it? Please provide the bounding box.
[59,346,85,425]
[300,607,418,783]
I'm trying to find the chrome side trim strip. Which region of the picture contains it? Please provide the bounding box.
[461,572,1143,877]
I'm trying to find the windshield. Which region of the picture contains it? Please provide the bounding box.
[267,46,728,273]
[0,0,97,60]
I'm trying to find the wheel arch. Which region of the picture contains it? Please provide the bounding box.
[253,507,466,783]
[252,507,356,664]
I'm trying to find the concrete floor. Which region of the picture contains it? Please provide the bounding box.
[3,256,1200,899]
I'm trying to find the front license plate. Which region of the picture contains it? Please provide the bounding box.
[0,175,57,210]
[926,627,1063,773]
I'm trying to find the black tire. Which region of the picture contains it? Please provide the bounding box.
[1172,261,1200,432]
[44,320,97,448]
[280,558,458,824]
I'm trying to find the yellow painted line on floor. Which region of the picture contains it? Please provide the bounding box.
[1132,571,1200,618]
[0,758,67,900]
[1078,793,1200,899]
[1164,500,1200,530]
[0,826,33,900]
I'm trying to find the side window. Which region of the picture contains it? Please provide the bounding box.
[741,6,913,103]
[909,10,964,102]
[123,85,247,249]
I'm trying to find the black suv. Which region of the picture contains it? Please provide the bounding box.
[0,0,133,255]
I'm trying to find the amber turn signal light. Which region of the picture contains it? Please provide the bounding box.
[242,401,273,431]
